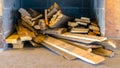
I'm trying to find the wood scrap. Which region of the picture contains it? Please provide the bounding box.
[45,9,49,25]
[5,33,19,44]
[12,40,24,48]
[44,28,67,35]
[19,8,31,17]
[16,23,35,41]
[43,36,105,64]
[42,43,76,60]
[89,25,100,31]
[92,47,114,57]
[70,28,89,34]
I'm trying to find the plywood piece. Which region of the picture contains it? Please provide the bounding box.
[43,36,105,64]
[6,33,19,44]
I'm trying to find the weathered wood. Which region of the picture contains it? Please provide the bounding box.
[42,43,76,60]
[20,20,38,35]
[68,22,78,28]
[44,28,67,35]
[75,18,90,23]
[70,28,89,34]
[5,33,19,44]
[21,16,33,26]
[76,21,88,26]
[17,23,35,41]
[19,8,31,17]
[43,36,105,64]
[51,32,107,44]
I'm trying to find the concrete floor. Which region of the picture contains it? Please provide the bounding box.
[0,39,120,68]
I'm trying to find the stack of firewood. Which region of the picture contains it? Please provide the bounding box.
[68,17,101,36]
[5,3,116,64]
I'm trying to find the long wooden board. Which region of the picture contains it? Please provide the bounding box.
[42,43,76,60]
[51,32,107,44]
[43,36,105,64]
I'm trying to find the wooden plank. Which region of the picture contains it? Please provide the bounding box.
[43,36,105,64]
[42,43,76,60]
[70,28,89,34]
[44,28,67,35]
[51,32,107,44]
[5,33,19,44]
[92,47,114,57]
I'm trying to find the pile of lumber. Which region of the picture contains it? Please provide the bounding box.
[5,3,116,64]
[68,17,101,36]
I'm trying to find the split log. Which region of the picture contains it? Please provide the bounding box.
[5,33,19,44]
[70,28,89,34]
